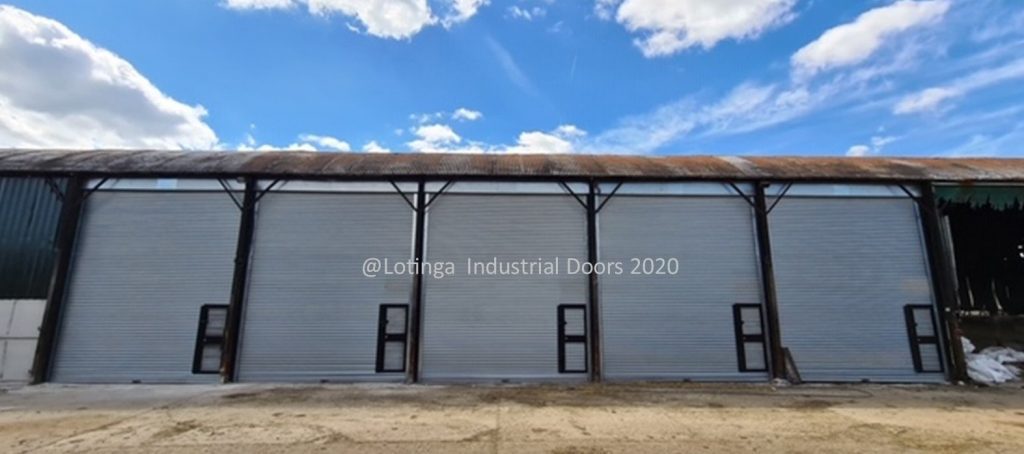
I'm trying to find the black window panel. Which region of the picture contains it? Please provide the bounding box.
[192,304,228,374]
[904,304,944,373]
[733,303,769,373]
[376,304,409,373]
[557,304,588,374]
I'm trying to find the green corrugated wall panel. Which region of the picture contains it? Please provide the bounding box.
[936,185,1024,210]
[0,178,63,298]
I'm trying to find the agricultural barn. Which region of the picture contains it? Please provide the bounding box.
[2,150,1023,385]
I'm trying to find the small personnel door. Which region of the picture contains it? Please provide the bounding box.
[733,304,769,373]
[192,305,228,374]
[558,305,588,373]
[376,305,409,373]
[904,305,944,373]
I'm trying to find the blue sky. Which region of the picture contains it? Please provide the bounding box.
[0,0,1022,156]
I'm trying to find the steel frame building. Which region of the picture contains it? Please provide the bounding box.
[5,150,1023,384]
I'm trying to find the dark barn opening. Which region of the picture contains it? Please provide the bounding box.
[940,186,1024,316]
[941,185,1024,351]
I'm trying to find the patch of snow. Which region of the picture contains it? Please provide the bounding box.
[962,337,1023,385]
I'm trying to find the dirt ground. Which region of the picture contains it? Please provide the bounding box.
[0,382,1022,453]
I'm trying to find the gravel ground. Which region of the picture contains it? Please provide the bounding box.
[0,382,1022,453]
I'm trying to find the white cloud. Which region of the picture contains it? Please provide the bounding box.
[893,87,959,114]
[301,0,433,39]
[872,135,898,149]
[846,145,872,157]
[297,133,352,151]
[505,124,587,154]
[579,0,1021,156]
[486,36,539,96]
[410,111,444,123]
[414,123,460,143]
[401,118,586,154]
[604,0,797,57]
[894,57,1024,114]
[363,140,391,152]
[586,2,966,157]
[594,81,823,153]
[593,0,618,21]
[971,8,1024,42]
[442,0,489,27]
[451,107,483,121]
[506,131,573,154]
[792,0,950,77]
[223,0,298,9]
[587,99,697,154]
[846,135,898,156]
[555,124,586,138]
[587,68,903,154]
[222,0,487,39]
[407,123,462,152]
[943,123,1024,157]
[410,106,483,124]
[238,131,355,151]
[0,5,218,149]
[507,5,545,21]
[238,142,317,152]
[286,142,318,151]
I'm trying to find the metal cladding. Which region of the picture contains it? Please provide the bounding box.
[0,177,62,299]
[1,150,1024,182]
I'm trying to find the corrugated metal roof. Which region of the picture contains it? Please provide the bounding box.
[1,150,1023,182]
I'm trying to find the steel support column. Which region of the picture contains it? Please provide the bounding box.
[220,178,257,382]
[586,180,602,381]
[407,181,427,382]
[30,176,86,384]
[753,182,787,380]
[918,183,968,382]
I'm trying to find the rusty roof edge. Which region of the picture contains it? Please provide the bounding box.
[715,156,757,178]
[2,150,1024,182]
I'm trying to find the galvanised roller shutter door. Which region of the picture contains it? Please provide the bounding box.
[421,194,588,382]
[600,196,767,381]
[237,192,413,382]
[51,191,238,384]
[770,195,944,383]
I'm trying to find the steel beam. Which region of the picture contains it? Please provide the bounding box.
[221,177,257,382]
[753,182,787,380]
[30,176,86,384]
[407,181,427,382]
[586,181,602,381]
[918,183,969,382]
